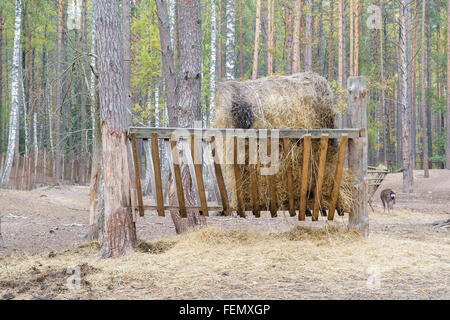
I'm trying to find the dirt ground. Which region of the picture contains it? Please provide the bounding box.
[0,169,448,300]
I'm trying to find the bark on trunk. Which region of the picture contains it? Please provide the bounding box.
[170,0,206,233]
[292,0,301,73]
[225,0,235,80]
[328,0,335,80]
[94,0,137,258]
[0,0,22,188]
[447,0,450,169]
[420,0,429,177]
[210,0,217,119]
[304,0,312,72]
[252,0,262,79]
[400,0,411,192]
[155,0,177,127]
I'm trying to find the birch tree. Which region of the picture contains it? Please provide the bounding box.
[210,0,216,120]
[225,0,235,80]
[0,0,22,188]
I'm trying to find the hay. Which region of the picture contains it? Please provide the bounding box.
[213,72,354,213]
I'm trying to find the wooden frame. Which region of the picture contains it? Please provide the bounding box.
[127,78,367,237]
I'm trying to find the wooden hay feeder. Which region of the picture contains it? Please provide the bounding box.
[127,77,369,235]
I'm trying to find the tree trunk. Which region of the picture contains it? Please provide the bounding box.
[156,0,178,127]
[447,0,450,169]
[425,0,432,166]
[328,0,335,80]
[252,0,262,79]
[284,1,293,75]
[210,0,217,119]
[171,0,206,233]
[411,0,418,172]
[94,0,137,258]
[217,0,223,81]
[225,0,235,80]
[400,0,411,193]
[292,0,301,73]
[380,0,386,166]
[317,0,324,76]
[0,10,3,153]
[239,0,243,77]
[0,0,22,188]
[304,0,312,71]
[420,0,429,177]
[80,0,88,185]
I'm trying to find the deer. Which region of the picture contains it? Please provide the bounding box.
[380,188,396,214]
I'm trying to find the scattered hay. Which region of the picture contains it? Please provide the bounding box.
[135,239,177,254]
[0,224,449,299]
[214,72,354,213]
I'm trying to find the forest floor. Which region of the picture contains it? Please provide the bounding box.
[0,169,449,300]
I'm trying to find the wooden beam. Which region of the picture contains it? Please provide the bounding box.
[328,134,348,220]
[313,134,329,221]
[248,136,260,217]
[191,135,209,216]
[299,135,312,221]
[283,138,295,216]
[142,205,223,211]
[151,133,165,217]
[210,136,231,216]
[347,76,369,236]
[128,127,362,140]
[170,135,187,217]
[267,137,278,217]
[130,134,145,217]
[234,136,246,217]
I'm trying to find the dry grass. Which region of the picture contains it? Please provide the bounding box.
[1,222,448,300]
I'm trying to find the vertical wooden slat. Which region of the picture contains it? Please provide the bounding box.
[312,134,329,221]
[267,137,278,217]
[328,134,348,220]
[249,136,260,217]
[210,136,231,216]
[234,136,245,217]
[299,134,312,221]
[170,135,187,217]
[130,134,145,217]
[151,133,165,217]
[283,138,295,217]
[191,135,209,217]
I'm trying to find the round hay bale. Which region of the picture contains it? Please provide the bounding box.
[213,72,354,214]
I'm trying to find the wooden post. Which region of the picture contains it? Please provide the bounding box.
[283,138,296,217]
[234,136,246,217]
[312,134,329,221]
[170,135,187,218]
[210,136,231,216]
[347,76,369,236]
[130,134,145,217]
[249,137,260,217]
[267,137,278,217]
[152,134,165,217]
[299,134,311,221]
[328,134,348,220]
[191,135,209,217]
